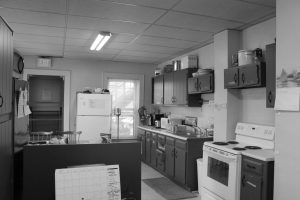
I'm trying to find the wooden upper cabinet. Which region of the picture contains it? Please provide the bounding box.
[188,72,214,94]
[265,43,276,108]
[153,75,164,104]
[224,67,239,88]
[224,63,265,89]
[173,70,188,105]
[163,72,173,105]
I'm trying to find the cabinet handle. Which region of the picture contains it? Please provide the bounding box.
[0,94,3,108]
[241,73,245,83]
[268,91,272,103]
[171,149,174,158]
[246,181,257,188]
[198,81,202,90]
[234,73,238,83]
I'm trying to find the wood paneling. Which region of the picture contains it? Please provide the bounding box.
[0,17,13,200]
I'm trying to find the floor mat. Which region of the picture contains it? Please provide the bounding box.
[143,177,198,200]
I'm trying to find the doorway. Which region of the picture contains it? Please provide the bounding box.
[28,75,64,132]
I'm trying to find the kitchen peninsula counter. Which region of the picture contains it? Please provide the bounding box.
[21,141,141,200]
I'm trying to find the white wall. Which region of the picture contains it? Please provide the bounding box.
[274,0,300,199]
[23,56,155,130]
[157,44,215,128]
[239,18,276,126]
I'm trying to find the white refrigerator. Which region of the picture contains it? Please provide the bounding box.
[76,93,112,143]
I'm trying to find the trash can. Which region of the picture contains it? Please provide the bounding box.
[197,158,203,194]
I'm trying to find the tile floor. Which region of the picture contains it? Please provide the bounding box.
[141,163,202,200]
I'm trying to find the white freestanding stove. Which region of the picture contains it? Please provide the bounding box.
[201,122,275,200]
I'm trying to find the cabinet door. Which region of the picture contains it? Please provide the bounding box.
[0,21,4,115]
[174,148,186,184]
[188,77,198,94]
[224,68,239,88]
[0,120,13,200]
[164,73,173,104]
[173,70,188,105]
[146,132,151,164]
[240,173,263,200]
[239,65,260,87]
[165,144,175,177]
[198,73,213,93]
[266,44,276,108]
[153,75,164,104]
[137,129,146,162]
[151,134,157,168]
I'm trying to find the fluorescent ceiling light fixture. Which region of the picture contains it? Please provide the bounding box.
[90,32,112,51]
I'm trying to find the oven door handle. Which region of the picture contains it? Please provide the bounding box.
[204,149,237,162]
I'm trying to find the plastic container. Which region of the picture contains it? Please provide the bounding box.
[238,50,254,66]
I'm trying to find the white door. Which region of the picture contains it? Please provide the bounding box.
[76,116,111,143]
[202,149,241,200]
[77,93,112,116]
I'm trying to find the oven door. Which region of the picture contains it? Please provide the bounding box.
[202,147,241,200]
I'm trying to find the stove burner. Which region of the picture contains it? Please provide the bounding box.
[227,141,239,144]
[232,147,246,151]
[212,142,228,146]
[244,146,262,150]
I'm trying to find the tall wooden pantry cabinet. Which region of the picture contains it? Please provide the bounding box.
[0,16,14,200]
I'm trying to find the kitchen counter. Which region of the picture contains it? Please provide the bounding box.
[242,149,275,161]
[138,125,213,141]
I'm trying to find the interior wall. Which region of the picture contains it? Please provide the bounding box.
[158,44,215,128]
[239,18,276,125]
[274,0,300,199]
[23,56,155,130]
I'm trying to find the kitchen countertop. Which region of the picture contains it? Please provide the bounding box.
[138,125,213,141]
[242,149,275,162]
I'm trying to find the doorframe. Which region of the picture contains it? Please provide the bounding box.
[23,69,71,131]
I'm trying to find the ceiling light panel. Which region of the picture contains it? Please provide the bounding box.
[68,0,165,23]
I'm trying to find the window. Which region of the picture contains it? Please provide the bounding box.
[107,78,140,138]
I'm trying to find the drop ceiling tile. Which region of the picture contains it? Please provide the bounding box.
[0,0,67,14]
[174,0,275,23]
[16,47,63,56]
[112,34,136,43]
[114,56,158,64]
[244,0,276,7]
[67,15,149,34]
[125,43,184,54]
[68,0,165,23]
[14,33,64,45]
[144,25,213,42]
[10,23,65,37]
[65,45,121,55]
[119,50,171,59]
[0,8,66,27]
[14,41,63,51]
[106,42,130,50]
[104,0,178,9]
[65,38,91,47]
[135,35,198,49]
[66,29,96,39]
[156,11,243,32]
[64,51,116,60]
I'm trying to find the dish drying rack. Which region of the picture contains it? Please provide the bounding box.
[29,131,82,144]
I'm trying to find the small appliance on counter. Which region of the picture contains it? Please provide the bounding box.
[154,120,161,128]
[160,118,169,129]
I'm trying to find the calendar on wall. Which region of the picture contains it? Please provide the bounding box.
[55,165,121,200]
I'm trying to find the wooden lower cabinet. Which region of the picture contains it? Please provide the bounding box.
[140,127,212,191]
[137,129,146,162]
[174,147,186,185]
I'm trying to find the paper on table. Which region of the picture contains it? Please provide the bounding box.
[275,87,300,111]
